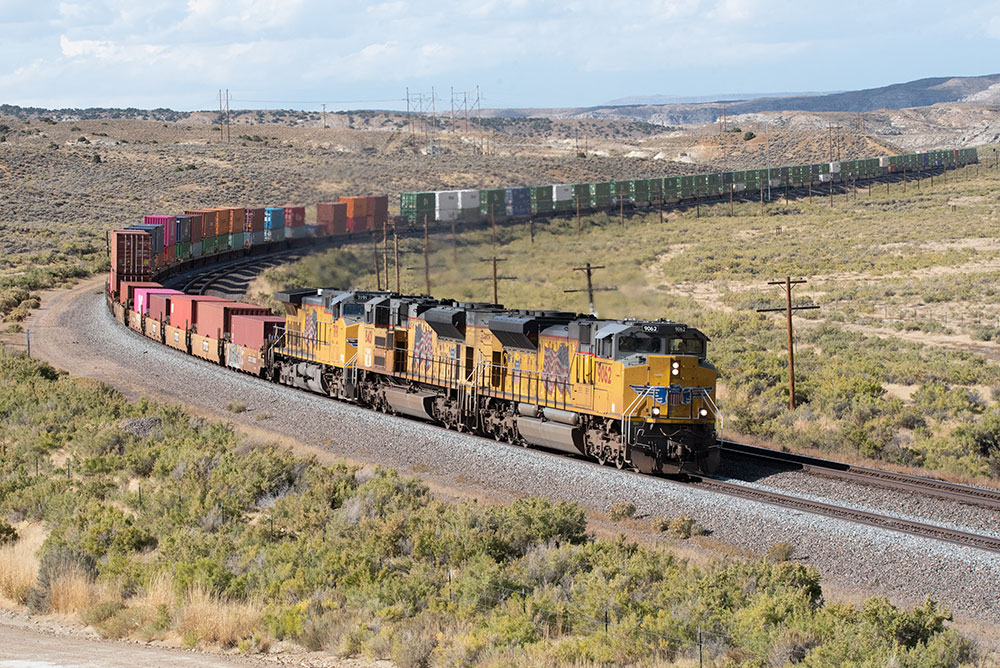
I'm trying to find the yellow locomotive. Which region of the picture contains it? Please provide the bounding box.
[273,289,720,474]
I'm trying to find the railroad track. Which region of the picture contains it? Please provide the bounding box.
[176,250,303,296]
[688,475,1000,554]
[721,440,1000,512]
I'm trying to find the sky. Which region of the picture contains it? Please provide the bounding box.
[2,0,1000,112]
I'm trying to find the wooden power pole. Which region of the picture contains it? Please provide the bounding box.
[756,277,819,410]
[564,263,615,316]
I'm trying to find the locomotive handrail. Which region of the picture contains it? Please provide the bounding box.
[700,389,724,445]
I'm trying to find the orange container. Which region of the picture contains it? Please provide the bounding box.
[339,196,370,218]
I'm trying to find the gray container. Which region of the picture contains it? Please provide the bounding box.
[191,241,203,258]
[251,231,266,246]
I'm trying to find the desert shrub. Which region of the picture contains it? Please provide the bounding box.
[607,502,636,521]
[81,600,125,626]
[767,542,795,563]
[0,521,16,546]
[226,401,247,413]
[667,515,703,539]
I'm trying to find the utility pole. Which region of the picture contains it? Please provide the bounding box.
[382,218,389,286]
[564,263,615,316]
[475,256,515,304]
[372,232,381,290]
[393,222,400,291]
[322,103,327,129]
[756,277,820,410]
[423,215,431,295]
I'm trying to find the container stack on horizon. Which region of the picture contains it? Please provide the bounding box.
[400,192,435,227]
[504,187,530,217]
[339,196,372,233]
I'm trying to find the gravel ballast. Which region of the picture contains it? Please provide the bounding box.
[23,279,1000,624]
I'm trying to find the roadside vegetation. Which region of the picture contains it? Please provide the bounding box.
[0,349,979,666]
[252,153,1000,483]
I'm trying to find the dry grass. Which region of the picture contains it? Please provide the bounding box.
[176,585,262,648]
[0,523,46,604]
[49,566,95,613]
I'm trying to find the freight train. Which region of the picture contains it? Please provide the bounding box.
[400,147,980,224]
[105,145,979,475]
[109,278,720,475]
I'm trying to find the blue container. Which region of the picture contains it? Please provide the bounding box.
[264,207,285,229]
[504,187,531,217]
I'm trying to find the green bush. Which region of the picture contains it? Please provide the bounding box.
[607,502,636,521]
[667,514,703,539]
[81,600,125,627]
[0,520,17,545]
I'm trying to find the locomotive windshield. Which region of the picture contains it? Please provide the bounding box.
[614,334,706,358]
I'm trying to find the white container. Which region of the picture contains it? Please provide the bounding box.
[553,184,573,201]
[879,156,889,167]
[435,191,459,210]
[829,162,841,174]
[819,173,832,183]
[456,189,480,209]
[733,183,747,193]
[191,241,203,258]
[436,208,459,222]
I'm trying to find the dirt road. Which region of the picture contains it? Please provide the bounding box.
[0,610,269,668]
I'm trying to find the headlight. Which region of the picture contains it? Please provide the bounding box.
[671,368,679,375]
[699,408,709,417]
[672,361,680,369]
[651,406,661,417]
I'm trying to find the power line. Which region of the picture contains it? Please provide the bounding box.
[756,277,820,410]
[564,263,616,316]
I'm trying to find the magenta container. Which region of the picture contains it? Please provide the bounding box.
[133,288,183,314]
[143,215,177,247]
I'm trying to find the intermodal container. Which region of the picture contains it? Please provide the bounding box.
[125,224,164,254]
[196,301,272,339]
[176,241,190,260]
[264,207,285,229]
[479,189,505,218]
[229,233,246,249]
[589,182,612,208]
[191,241,203,258]
[230,314,285,350]
[147,292,180,323]
[144,215,177,247]
[202,235,217,256]
[188,213,204,243]
[346,217,368,233]
[119,281,161,307]
[339,196,370,218]
[163,244,176,266]
[245,207,264,233]
[372,196,388,229]
[284,206,306,227]
[169,295,229,331]
[530,186,554,214]
[250,231,266,246]
[110,229,156,280]
[176,215,192,243]
[504,187,531,217]
[186,210,217,239]
[134,288,183,315]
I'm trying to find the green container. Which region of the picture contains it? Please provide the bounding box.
[662,177,680,199]
[400,192,435,224]
[646,178,662,201]
[530,186,554,214]
[629,179,649,202]
[614,181,632,202]
[202,235,217,256]
[571,184,590,209]
[229,233,245,249]
[589,182,612,208]
[679,176,694,198]
[479,189,506,217]
[176,242,190,260]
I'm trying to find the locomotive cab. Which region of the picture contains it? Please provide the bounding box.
[598,321,720,474]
